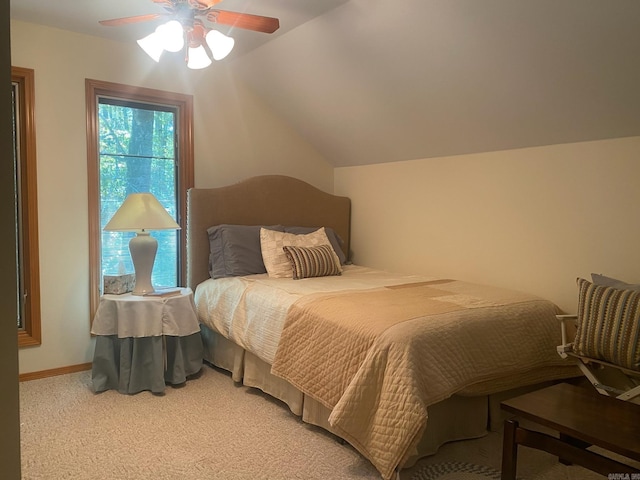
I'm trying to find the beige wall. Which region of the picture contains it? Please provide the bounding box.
[335,137,640,314]
[11,20,334,374]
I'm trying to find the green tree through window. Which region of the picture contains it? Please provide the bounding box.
[99,100,179,288]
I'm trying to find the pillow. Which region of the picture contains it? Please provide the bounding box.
[574,277,640,371]
[591,273,640,292]
[283,244,342,280]
[284,226,347,265]
[260,227,342,278]
[207,224,284,279]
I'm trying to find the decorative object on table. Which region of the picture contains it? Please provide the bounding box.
[103,273,136,295]
[103,193,180,296]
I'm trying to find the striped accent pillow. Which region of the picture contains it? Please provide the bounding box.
[574,277,640,371]
[283,244,342,280]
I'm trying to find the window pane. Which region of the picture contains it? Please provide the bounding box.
[98,101,179,290]
[12,82,22,328]
[14,66,42,347]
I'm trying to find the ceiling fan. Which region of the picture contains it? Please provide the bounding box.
[99,0,280,68]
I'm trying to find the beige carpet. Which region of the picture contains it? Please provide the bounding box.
[20,366,606,480]
[400,424,604,480]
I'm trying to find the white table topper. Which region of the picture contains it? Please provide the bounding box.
[91,287,200,338]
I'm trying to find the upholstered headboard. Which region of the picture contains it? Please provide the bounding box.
[186,175,351,289]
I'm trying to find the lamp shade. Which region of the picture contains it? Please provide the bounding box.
[205,30,235,61]
[137,31,164,62]
[187,45,212,70]
[104,193,180,232]
[157,20,185,53]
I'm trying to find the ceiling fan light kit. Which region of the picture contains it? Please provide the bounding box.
[138,19,233,67]
[100,0,280,70]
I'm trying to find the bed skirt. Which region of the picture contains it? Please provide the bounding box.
[200,324,501,468]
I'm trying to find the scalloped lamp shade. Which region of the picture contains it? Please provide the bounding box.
[187,45,212,70]
[206,30,235,61]
[137,32,164,62]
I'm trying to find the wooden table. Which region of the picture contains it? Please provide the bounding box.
[500,382,640,479]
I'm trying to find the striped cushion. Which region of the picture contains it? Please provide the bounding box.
[260,227,338,278]
[283,244,342,280]
[574,277,640,371]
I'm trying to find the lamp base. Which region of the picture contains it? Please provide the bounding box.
[129,232,157,295]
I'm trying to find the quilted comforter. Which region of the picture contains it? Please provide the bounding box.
[270,279,574,479]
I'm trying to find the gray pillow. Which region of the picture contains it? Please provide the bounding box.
[208,224,284,279]
[283,226,347,265]
[591,273,640,292]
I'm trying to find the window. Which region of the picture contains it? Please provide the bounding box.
[99,100,180,287]
[13,66,41,347]
[86,80,194,319]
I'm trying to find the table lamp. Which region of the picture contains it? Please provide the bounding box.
[104,193,180,295]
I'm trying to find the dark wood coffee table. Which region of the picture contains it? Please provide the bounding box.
[500,382,640,480]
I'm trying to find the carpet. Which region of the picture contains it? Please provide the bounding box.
[20,368,384,480]
[410,461,502,480]
[18,368,619,480]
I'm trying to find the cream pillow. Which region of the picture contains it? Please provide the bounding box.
[260,227,342,278]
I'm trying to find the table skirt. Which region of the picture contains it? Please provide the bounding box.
[92,332,204,394]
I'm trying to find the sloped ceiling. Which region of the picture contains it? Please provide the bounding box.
[11,0,640,167]
[232,0,640,166]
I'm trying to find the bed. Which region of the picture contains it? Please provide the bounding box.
[186,175,578,480]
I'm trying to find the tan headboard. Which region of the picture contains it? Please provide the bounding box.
[186,175,351,289]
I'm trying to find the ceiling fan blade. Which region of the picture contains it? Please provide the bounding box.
[99,14,166,27]
[206,10,280,34]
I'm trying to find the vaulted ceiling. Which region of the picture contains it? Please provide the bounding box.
[11,0,640,167]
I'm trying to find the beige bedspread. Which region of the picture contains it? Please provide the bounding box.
[271,280,574,479]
